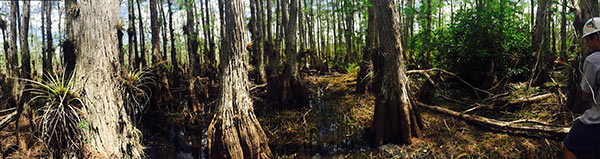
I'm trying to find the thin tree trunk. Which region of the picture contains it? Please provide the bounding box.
[42,1,47,74]
[370,0,423,146]
[530,0,551,86]
[8,1,18,79]
[208,0,272,158]
[69,0,143,157]
[46,1,54,74]
[16,0,32,151]
[280,0,309,106]
[560,0,567,61]
[356,6,376,94]
[150,0,161,64]
[128,0,139,70]
[168,0,177,70]
[186,0,200,76]
[159,0,168,62]
[137,0,147,67]
[250,0,267,84]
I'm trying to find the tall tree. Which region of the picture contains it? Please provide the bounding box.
[250,0,267,84]
[559,0,567,61]
[15,0,32,150]
[150,0,162,63]
[8,1,18,78]
[280,0,309,106]
[46,1,54,75]
[128,0,139,69]
[137,0,147,67]
[168,0,177,70]
[42,1,47,74]
[370,0,423,146]
[530,0,551,86]
[203,0,216,79]
[0,17,8,74]
[67,0,143,157]
[208,0,272,158]
[356,5,377,94]
[159,0,168,62]
[185,0,200,76]
[20,0,31,80]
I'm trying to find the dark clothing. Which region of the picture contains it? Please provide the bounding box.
[563,119,600,157]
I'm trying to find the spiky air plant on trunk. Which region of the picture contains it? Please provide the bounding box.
[24,71,84,158]
[119,68,155,126]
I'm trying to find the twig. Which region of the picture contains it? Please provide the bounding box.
[249,84,267,91]
[407,68,494,99]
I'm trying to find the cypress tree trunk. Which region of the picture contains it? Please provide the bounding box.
[137,0,147,67]
[168,0,177,70]
[280,0,309,106]
[250,0,267,84]
[370,0,423,146]
[530,0,551,86]
[42,1,47,74]
[208,0,272,158]
[185,0,200,76]
[150,0,162,63]
[8,1,18,79]
[69,0,143,157]
[46,1,54,74]
[356,6,376,94]
[159,0,168,62]
[128,0,139,70]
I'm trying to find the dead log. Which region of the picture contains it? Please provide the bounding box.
[507,93,553,105]
[415,101,570,138]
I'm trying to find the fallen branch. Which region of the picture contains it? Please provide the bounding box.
[407,68,494,99]
[250,84,267,91]
[415,101,570,138]
[507,93,553,105]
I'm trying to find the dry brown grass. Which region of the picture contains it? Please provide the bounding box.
[263,71,564,158]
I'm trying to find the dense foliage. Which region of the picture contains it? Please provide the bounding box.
[412,1,532,84]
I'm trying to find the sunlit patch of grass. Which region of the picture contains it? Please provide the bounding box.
[24,71,84,157]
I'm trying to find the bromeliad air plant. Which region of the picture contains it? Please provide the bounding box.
[120,68,155,125]
[24,71,84,157]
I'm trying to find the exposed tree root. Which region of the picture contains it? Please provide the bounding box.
[415,101,570,139]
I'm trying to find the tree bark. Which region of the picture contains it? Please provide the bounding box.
[137,0,147,67]
[159,0,168,62]
[560,0,567,61]
[8,1,18,78]
[186,0,200,76]
[150,0,162,64]
[279,0,309,106]
[250,0,267,84]
[69,0,143,157]
[530,0,551,86]
[168,0,177,70]
[46,1,54,75]
[208,0,273,158]
[356,6,376,94]
[370,0,423,146]
[128,0,139,70]
[42,1,47,74]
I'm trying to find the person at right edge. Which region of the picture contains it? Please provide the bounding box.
[564,17,600,159]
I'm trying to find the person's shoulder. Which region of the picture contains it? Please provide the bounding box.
[585,52,600,65]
